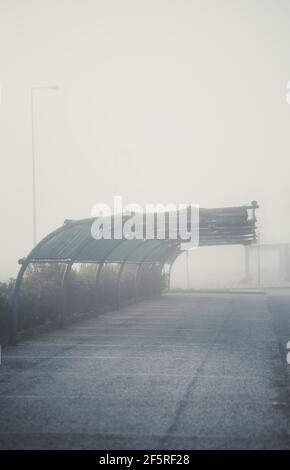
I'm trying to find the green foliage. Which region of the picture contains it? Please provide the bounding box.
[67,263,97,315]
[19,263,65,329]
[0,261,165,336]
[0,279,14,337]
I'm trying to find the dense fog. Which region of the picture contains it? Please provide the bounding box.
[1,0,290,286]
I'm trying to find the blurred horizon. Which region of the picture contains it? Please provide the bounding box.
[1,0,290,281]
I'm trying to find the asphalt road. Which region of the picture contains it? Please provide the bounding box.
[1,291,290,449]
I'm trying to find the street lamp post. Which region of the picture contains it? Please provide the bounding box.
[31,85,59,246]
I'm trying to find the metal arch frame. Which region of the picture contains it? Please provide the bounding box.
[134,241,165,302]
[153,245,181,294]
[166,250,183,290]
[159,245,181,270]
[62,238,146,323]
[97,241,183,309]
[94,239,174,311]
[11,261,30,344]
[122,240,179,305]
[142,263,161,298]
[116,239,150,309]
[143,245,182,296]
[94,239,157,312]
[134,241,177,301]
[94,239,125,312]
[98,240,175,308]
[11,222,130,342]
[10,221,118,343]
[10,202,258,344]
[10,222,79,344]
[46,238,146,320]
[135,243,180,301]
[60,236,100,327]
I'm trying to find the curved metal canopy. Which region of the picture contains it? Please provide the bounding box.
[10,203,258,344]
[23,221,179,265]
[20,202,258,265]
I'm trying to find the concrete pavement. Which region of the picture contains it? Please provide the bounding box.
[1,292,290,449]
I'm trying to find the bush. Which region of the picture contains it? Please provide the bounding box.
[0,279,14,337]
[0,261,166,336]
[67,263,98,316]
[19,263,65,329]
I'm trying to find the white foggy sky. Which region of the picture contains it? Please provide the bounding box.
[1,0,290,279]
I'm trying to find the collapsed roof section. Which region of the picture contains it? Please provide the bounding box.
[21,201,258,265]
